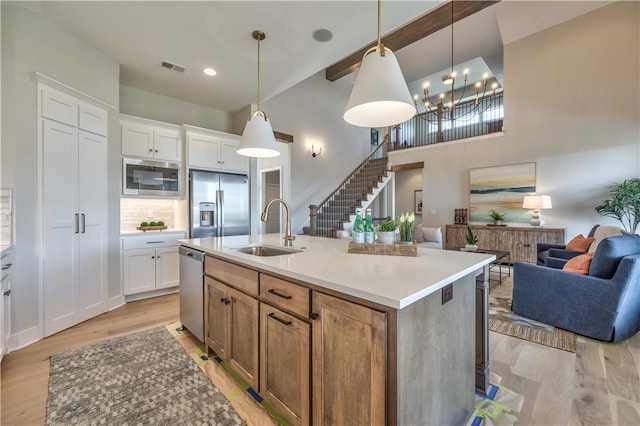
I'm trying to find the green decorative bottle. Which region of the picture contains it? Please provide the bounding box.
[352,208,365,243]
[364,208,375,244]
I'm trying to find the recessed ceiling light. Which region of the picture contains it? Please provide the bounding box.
[203,68,217,76]
[312,29,333,43]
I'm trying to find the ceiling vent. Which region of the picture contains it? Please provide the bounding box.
[161,60,187,73]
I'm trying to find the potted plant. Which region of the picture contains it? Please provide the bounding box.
[376,220,398,244]
[489,210,507,226]
[595,178,640,234]
[398,212,415,243]
[465,226,478,251]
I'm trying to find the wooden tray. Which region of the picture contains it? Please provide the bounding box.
[135,225,168,232]
[348,241,417,257]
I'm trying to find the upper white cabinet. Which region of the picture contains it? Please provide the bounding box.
[121,115,182,162]
[186,126,249,173]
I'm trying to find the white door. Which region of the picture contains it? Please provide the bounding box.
[153,129,181,162]
[123,249,157,295]
[122,123,153,158]
[42,119,79,336]
[221,140,249,173]
[155,246,179,289]
[77,130,108,321]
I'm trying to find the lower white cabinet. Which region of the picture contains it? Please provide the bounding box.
[121,233,183,297]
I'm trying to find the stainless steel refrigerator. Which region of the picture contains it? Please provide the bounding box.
[188,170,250,238]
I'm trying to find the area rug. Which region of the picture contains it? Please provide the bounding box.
[466,372,525,426]
[489,279,577,353]
[46,327,246,425]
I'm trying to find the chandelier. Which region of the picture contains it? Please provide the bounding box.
[413,1,499,123]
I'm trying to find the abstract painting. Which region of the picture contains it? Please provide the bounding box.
[469,162,535,223]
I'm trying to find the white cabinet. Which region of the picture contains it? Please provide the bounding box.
[1,249,13,360]
[39,84,109,337]
[186,127,249,173]
[121,116,181,162]
[121,233,183,297]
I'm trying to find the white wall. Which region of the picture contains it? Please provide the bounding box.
[389,1,639,241]
[259,72,371,233]
[1,4,120,344]
[120,84,233,132]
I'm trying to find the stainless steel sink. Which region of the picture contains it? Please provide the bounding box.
[229,244,303,257]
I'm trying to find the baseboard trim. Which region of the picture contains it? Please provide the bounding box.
[8,326,40,353]
[124,287,179,303]
[108,295,125,311]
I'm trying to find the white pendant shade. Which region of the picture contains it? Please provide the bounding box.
[237,112,280,158]
[344,48,416,128]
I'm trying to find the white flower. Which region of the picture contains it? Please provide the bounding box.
[399,213,406,223]
[408,212,415,223]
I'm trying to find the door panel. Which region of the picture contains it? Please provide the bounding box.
[123,249,156,295]
[122,123,153,158]
[156,247,179,289]
[42,120,78,337]
[206,277,229,359]
[153,129,181,161]
[312,292,386,426]
[228,286,259,389]
[221,140,249,173]
[188,135,220,170]
[78,224,106,321]
[260,304,310,426]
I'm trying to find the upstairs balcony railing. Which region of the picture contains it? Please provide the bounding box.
[390,91,504,151]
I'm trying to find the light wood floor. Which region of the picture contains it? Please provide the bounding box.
[2,283,639,425]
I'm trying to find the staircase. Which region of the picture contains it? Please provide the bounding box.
[309,141,392,238]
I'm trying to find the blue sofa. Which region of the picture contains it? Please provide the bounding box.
[513,234,640,342]
[536,225,600,265]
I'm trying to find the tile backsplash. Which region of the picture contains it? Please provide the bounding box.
[121,198,184,232]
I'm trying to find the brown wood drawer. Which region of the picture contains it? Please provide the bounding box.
[205,256,259,296]
[260,274,310,318]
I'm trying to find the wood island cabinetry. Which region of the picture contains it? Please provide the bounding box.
[203,255,387,426]
[445,224,565,263]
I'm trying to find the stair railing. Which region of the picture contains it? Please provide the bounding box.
[309,135,389,237]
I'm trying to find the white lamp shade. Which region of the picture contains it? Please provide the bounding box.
[522,195,552,209]
[237,112,280,158]
[344,48,416,128]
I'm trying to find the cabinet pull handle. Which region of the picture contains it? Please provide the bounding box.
[1,263,11,270]
[156,255,161,259]
[81,213,86,233]
[3,290,10,296]
[146,241,165,244]
[151,255,155,259]
[268,312,292,326]
[75,213,79,233]
[155,149,158,153]
[148,148,153,153]
[310,312,319,320]
[268,289,292,300]
[220,297,230,305]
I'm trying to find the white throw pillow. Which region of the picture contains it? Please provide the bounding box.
[588,226,623,253]
[423,227,442,243]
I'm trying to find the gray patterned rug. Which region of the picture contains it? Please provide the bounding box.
[46,327,246,425]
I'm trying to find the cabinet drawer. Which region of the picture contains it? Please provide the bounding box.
[121,232,185,250]
[260,274,310,318]
[205,256,258,296]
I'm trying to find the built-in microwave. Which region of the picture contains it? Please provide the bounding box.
[123,158,181,197]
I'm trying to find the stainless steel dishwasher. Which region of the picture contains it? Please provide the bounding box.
[179,245,205,342]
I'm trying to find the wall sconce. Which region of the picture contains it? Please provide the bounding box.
[311,145,322,158]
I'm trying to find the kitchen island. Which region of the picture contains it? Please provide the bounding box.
[179,234,495,426]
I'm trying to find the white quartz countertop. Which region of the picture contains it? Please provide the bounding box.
[178,234,495,309]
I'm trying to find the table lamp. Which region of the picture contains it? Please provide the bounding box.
[522,195,552,227]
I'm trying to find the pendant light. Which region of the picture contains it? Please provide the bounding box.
[344,0,415,128]
[238,30,280,158]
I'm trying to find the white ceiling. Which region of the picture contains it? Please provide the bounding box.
[19,1,612,114]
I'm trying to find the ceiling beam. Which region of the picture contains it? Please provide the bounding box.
[325,1,500,82]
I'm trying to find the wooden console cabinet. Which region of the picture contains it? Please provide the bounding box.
[445,224,565,263]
